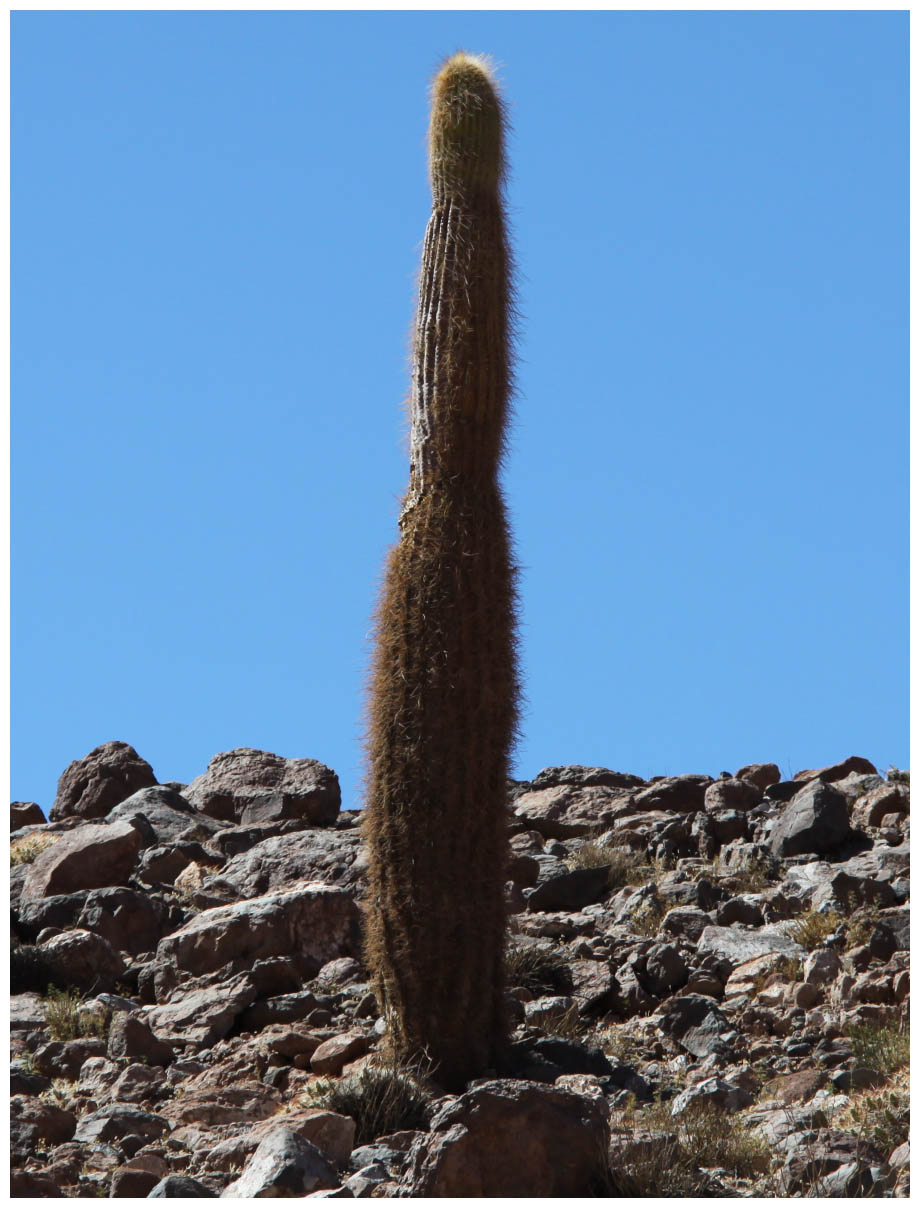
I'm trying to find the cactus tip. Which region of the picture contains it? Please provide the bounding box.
[429,51,506,195]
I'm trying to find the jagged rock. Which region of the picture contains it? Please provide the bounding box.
[632,774,712,814]
[403,1079,609,1196]
[11,1095,77,1144]
[107,786,221,846]
[73,1105,169,1146]
[670,1076,753,1115]
[715,895,764,927]
[657,994,734,1058]
[146,973,259,1047]
[512,784,636,838]
[696,923,804,972]
[529,766,644,791]
[777,1128,885,1195]
[154,881,359,979]
[20,820,142,901]
[182,749,341,826]
[11,801,44,828]
[150,1174,217,1197]
[107,1012,175,1066]
[310,1031,369,1075]
[50,742,158,822]
[207,829,365,899]
[221,1127,339,1198]
[73,886,167,954]
[769,781,852,857]
[524,863,610,912]
[110,1061,164,1103]
[37,928,126,992]
[643,942,688,996]
[249,1110,356,1170]
[793,755,879,784]
[660,905,713,943]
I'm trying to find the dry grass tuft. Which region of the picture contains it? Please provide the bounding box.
[786,908,842,950]
[504,943,572,996]
[300,1059,432,1146]
[10,832,59,866]
[43,987,108,1041]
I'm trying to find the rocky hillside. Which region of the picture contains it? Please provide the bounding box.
[10,743,910,1197]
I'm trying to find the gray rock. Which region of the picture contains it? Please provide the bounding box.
[209,829,365,899]
[513,784,637,838]
[661,905,713,943]
[149,1175,217,1197]
[658,994,734,1059]
[770,782,852,858]
[73,1104,169,1145]
[183,749,340,827]
[145,973,258,1047]
[37,927,126,992]
[154,880,359,980]
[696,923,804,972]
[632,774,712,814]
[221,1127,339,1197]
[50,741,158,822]
[75,886,167,955]
[670,1076,753,1115]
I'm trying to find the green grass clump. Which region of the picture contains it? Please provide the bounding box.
[847,1021,909,1077]
[845,1087,909,1153]
[301,1061,431,1146]
[43,987,108,1041]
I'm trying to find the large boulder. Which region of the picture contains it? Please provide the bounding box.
[11,801,45,829]
[769,782,851,858]
[182,749,341,826]
[403,1079,609,1196]
[37,928,126,992]
[696,923,804,973]
[145,974,259,1047]
[513,784,636,839]
[154,880,360,979]
[20,820,142,902]
[792,755,878,784]
[106,786,222,846]
[49,741,157,822]
[209,829,365,899]
[221,1127,340,1198]
[631,774,712,814]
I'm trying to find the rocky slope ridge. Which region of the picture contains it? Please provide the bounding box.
[10,743,910,1197]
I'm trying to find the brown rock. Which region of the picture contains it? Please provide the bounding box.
[250,1109,356,1169]
[793,755,878,784]
[851,783,909,830]
[182,748,340,826]
[37,927,126,992]
[403,1079,609,1196]
[107,1013,175,1066]
[763,1068,828,1104]
[21,820,141,901]
[210,829,365,899]
[154,880,359,979]
[50,741,157,822]
[704,778,762,810]
[632,774,712,814]
[10,1095,77,1143]
[11,801,45,829]
[32,1037,108,1079]
[310,1031,369,1075]
[513,784,636,838]
[735,762,781,791]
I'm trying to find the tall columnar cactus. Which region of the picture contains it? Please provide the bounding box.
[363,53,520,1091]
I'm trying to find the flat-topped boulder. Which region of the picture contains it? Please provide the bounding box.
[182,749,341,826]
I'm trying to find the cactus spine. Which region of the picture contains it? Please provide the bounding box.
[363,53,520,1090]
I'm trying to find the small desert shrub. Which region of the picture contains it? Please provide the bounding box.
[845,1087,909,1153]
[43,987,108,1041]
[627,895,668,938]
[566,842,659,889]
[10,832,59,866]
[301,1060,431,1146]
[843,905,881,950]
[539,1003,584,1041]
[847,1021,909,1077]
[610,1099,769,1196]
[786,908,842,950]
[504,943,572,996]
[719,854,773,894]
[750,954,804,994]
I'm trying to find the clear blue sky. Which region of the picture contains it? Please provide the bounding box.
[12,10,908,815]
